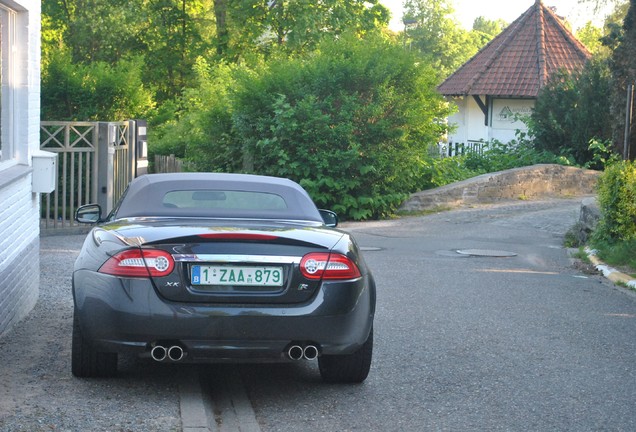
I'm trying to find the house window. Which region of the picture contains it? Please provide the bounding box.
[0,5,16,163]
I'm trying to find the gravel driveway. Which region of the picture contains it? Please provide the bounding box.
[0,235,182,431]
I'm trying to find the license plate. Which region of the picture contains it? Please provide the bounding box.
[191,265,284,286]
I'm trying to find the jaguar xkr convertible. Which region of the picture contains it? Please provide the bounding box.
[72,173,375,383]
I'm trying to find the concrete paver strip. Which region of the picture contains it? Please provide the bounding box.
[179,367,214,432]
[216,366,262,432]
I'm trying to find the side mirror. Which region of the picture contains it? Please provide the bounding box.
[75,204,103,224]
[319,209,338,228]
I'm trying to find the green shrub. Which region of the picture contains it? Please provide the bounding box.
[41,48,154,121]
[593,160,636,242]
[420,156,484,189]
[153,35,451,220]
[530,59,613,166]
[590,238,636,276]
[463,140,571,173]
[419,140,570,190]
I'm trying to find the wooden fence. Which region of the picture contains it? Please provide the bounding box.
[153,154,184,173]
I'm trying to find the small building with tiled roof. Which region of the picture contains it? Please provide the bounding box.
[438,0,591,146]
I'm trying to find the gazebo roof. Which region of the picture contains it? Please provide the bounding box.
[437,0,591,98]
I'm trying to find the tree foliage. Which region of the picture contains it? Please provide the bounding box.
[471,16,507,46]
[237,0,388,52]
[41,49,154,121]
[576,22,607,56]
[402,0,500,79]
[531,59,613,167]
[607,0,636,159]
[43,0,217,103]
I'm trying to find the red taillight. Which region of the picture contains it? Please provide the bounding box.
[300,252,361,280]
[98,249,175,278]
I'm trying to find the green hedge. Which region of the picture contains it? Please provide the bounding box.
[594,160,636,242]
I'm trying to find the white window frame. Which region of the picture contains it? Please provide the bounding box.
[0,4,16,167]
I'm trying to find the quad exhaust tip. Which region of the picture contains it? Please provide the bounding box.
[151,344,186,362]
[287,344,319,361]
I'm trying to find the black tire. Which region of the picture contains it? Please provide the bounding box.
[318,327,373,383]
[71,310,117,377]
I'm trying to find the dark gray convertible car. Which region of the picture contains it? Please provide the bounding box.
[72,173,375,383]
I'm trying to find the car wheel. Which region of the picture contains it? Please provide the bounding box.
[71,310,117,377]
[318,327,373,383]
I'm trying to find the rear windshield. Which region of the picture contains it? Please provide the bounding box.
[162,190,287,211]
[113,174,324,222]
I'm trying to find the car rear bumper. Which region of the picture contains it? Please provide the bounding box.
[72,270,375,361]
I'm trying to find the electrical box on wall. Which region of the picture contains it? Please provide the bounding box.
[31,150,58,193]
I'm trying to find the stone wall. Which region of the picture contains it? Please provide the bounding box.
[577,197,601,244]
[399,164,600,212]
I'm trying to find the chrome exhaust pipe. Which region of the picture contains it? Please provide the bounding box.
[303,345,318,360]
[168,345,185,362]
[151,345,167,362]
[287,345,304,361]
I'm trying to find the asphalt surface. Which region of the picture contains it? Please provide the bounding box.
[1,197,635,431]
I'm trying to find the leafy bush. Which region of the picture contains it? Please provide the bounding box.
[41,48,154,121]
[593,160,636,242]
[462,140,572,173]
[531,59,613,166]
[150,59,242,170]
[171,34,450,220]
[419,156,483,189]
[418,139,571,190]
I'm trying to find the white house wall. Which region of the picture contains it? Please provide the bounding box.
[447,96,488,144]
[0,0,41,336]
[446,96,534,145]
[0,172,40,335]
[490,98,534,143]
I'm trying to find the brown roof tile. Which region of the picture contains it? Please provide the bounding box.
[438,0,591,97]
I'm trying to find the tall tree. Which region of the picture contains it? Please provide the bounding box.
[213,0,229,55]
[217,0,389,59]
[576,22,607,55]
[402,0,484,79]
[43,0,146,63]
[471,16,507,48]
[608,0,636,159]
[138,0,215,100]
[43,0,216,103]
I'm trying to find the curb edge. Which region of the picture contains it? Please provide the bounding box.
[585,247,636,289]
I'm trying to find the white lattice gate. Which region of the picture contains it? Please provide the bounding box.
[40,121,140,232]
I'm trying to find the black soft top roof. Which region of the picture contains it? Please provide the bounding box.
[114,173,323,222]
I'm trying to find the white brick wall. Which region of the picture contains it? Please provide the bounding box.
[0,0,42,336]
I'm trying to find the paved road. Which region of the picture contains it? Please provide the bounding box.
[235,199,636,431]
[1,198,635,431]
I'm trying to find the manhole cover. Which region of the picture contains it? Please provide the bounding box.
[456,249,517,257]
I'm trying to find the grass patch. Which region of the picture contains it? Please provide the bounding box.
[570,247,591,263]
[590,238,636,277]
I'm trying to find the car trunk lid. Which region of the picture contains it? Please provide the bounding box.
[105,218,344,304]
